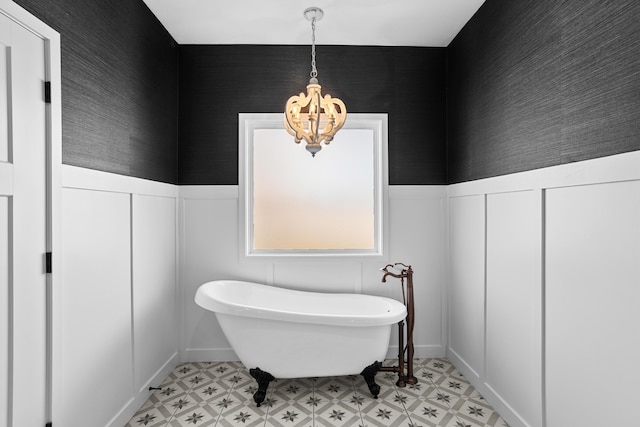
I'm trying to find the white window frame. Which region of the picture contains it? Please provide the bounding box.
[239,113,389,260]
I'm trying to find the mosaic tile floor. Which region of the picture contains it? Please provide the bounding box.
[126,358,508,427]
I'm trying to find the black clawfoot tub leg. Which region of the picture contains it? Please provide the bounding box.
[360,361,382,398]
[249,367,275,407]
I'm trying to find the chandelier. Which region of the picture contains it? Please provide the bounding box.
[284,7,347,157]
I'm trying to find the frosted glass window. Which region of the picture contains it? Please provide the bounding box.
[253,128,373,250]
[239,113,388,258]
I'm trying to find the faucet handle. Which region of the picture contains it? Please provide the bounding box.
[380,263,395,272]
[381,263,410,274]
[381,263,405,282]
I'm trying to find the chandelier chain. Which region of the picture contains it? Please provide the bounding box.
[310,17,318,79]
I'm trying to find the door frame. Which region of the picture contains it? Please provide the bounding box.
[0,1,61,424]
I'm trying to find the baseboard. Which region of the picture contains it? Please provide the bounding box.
[181,347,240,362]
[181,345,445,366]
[447,348,529,427]
[107,352,179,427]
[446,347,481,381]
[387,344,446,360]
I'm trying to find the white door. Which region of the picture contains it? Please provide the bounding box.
[0,10,48,427]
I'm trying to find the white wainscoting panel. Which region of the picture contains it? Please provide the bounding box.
[485,191,543,427]
[0,196,8,424]
[448,195,486,381]
[132,194,178,393]
[446,150,640,427]
[386,186,447,356]
[181,196,246,360]
[546,180,640,427]
[180,188,267,361]
[60,187,133,427]
[180,185,448,362]
[57,166,179,427]
[272,262,362,293]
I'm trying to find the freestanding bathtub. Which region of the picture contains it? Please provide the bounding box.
[195,280,407,405]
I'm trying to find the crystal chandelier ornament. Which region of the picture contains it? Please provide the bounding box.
[284,7,347,157]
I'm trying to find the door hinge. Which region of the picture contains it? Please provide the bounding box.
[44,81,51,104]
[45,252,52,274]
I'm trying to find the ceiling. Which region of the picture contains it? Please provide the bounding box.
[141,0,485,47]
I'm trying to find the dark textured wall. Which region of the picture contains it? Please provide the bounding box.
[178,45,446,185]
[447,0,640,183]
[14,0,179,183]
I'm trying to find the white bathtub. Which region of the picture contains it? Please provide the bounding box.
[195,280,406,404]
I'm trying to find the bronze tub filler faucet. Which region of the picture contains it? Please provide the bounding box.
[380,263,418,386]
